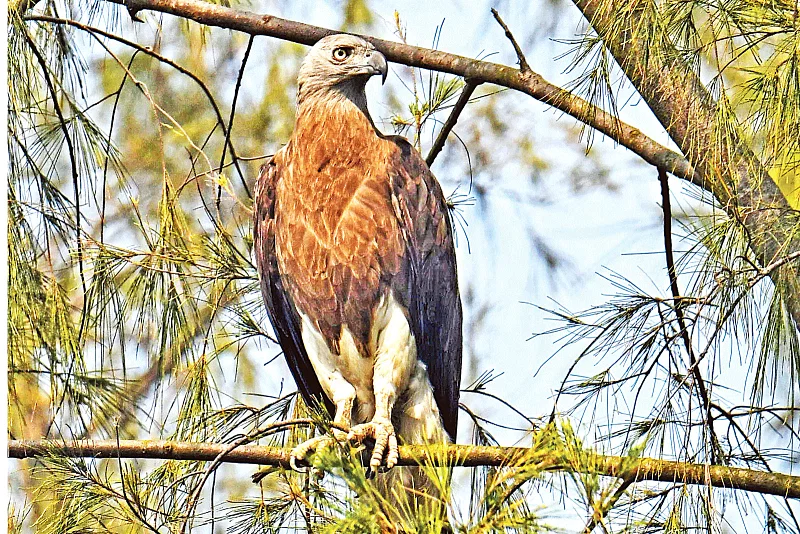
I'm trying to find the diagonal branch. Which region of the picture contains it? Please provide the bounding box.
[217,33,255,212]
[103,0,697,185]
[10,439,800,499]
[425,80,480,167]
[490,8,531,73]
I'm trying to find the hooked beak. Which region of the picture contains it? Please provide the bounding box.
[365,50,388,84]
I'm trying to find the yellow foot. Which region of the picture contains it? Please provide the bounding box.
[347,419,398,475]
[290,429,348,471]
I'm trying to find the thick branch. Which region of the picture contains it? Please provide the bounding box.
[104,0,696,185]
[10,439,800,499]
[572,0,800,329]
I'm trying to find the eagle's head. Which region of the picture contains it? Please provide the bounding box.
[297,34,388,107]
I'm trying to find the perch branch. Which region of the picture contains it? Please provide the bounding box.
[10,439,800,499]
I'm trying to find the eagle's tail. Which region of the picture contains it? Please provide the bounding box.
[374,465,451,531]
[372,372,453,532]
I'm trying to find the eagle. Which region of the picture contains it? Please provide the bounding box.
[253,34,462,486]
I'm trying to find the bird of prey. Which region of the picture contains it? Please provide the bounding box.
[253,34,462,483]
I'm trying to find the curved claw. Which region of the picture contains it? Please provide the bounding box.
[289,453,309,473]
[348,419,398,474]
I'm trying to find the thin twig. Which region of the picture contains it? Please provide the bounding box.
[10,439,800,499]
[582,479,632,534]
[217,34,255,212]
[22,30,84,294]
[759,250,800,277]
[490,8,531,72]
[425,80,480,167]
[25,15,251,199]
[101,51,139,244]
[181,417,343,533]
[23,30,89,439]
[658,167,720,463]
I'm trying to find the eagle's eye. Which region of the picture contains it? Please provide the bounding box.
[332,47,353,62]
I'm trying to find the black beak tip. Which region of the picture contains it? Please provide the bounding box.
[366,50,388,85]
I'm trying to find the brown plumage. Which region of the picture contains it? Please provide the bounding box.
[253,35,462,511]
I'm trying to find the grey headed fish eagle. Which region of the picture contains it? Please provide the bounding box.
[253,34,462,485]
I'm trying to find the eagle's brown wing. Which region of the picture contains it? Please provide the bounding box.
[253,158,332,414]
[387,137,463,440]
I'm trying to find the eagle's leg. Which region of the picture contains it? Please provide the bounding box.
[289,376,356,470]
[347,293,412,476]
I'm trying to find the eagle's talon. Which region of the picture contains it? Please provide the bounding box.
[289,453,309,473]
[348,419,398,472]
[289,430,348,472]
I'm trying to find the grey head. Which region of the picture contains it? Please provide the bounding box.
[296,34,388,108]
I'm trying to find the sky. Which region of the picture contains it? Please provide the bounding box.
[115,0,787,527]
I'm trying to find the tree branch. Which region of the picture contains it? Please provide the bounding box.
[101,0,800,329]
[103,0,696,186]
[490,8,531,73]
[425,80,480,167]
[658,167,720,462]
[10,439,800,499]
[217,33,254,211]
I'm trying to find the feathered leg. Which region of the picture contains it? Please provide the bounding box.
[290,373,356,469]
[348,293,416,475]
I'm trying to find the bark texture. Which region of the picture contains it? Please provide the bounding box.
[10,439,800,499]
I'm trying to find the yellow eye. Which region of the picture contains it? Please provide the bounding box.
[332,47,352,61]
